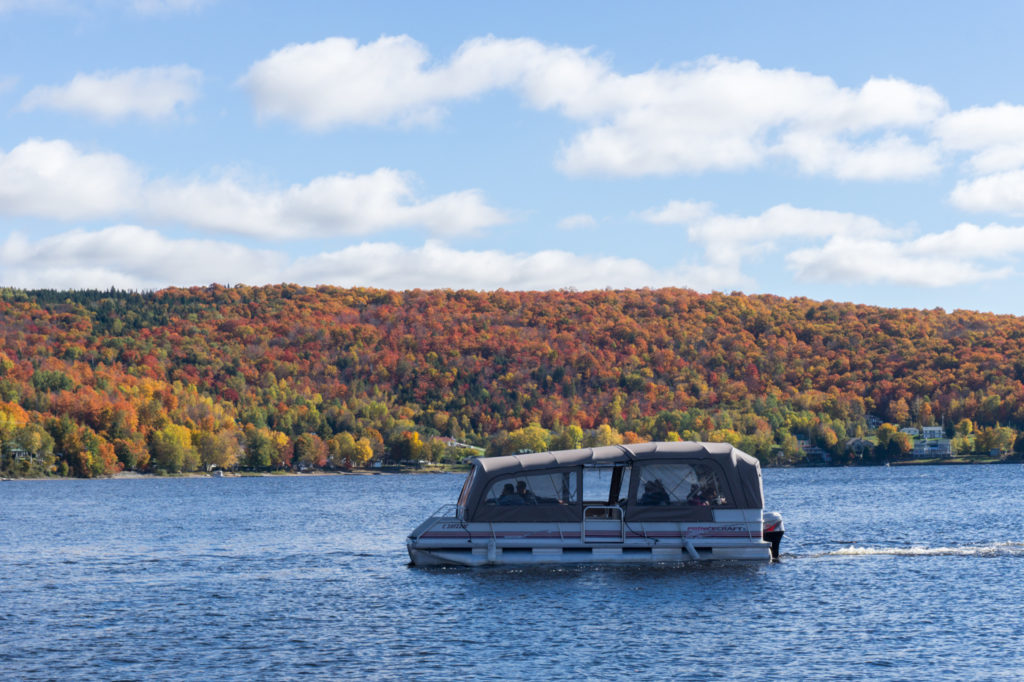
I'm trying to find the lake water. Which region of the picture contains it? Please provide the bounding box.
[2,464,1023,680]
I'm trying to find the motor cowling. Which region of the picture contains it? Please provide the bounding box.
[762,511,785,560]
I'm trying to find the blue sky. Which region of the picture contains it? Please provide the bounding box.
[4,1,1024,314]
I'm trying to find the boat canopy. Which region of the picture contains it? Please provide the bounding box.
[462,441,764,523]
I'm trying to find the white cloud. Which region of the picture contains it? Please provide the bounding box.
[950,170,1024,215]
[0,225,284,290]
[938,105,1024,215]
[240,35,458,130]
[145,169,507,237]
[0,139,141,219]
[936,103,1024,174]
[241,35,946,180]
[0,139,507,236]
[773,131,941,180]
[687,204,893,245]
[639,200,1024,287]
[289,240,690,290]
[911,221,1024,259]
[557,213,597,230]
[641,201,894,268]
[0,229,742,291]
[8,218,1021,292]
[20,65,201,121]
[787,235,1009,287]
[555,61,946,179]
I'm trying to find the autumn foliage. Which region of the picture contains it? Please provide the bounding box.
[2,285,1023,476]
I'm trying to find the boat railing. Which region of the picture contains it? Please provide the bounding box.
[428,503,463,521]
[408,503,466,542]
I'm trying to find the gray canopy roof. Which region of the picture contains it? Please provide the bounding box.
[474,441,751,475]
[464,441,764,522]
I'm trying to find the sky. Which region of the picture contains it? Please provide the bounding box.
[4,1,1024,314]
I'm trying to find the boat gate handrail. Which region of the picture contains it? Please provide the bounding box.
[429,503,463,521]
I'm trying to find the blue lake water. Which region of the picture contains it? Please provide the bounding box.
[2,464,1023,680]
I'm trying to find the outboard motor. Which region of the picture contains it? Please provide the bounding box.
[762,511,785,560]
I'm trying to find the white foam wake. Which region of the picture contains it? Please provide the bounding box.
[826,541,1024,557]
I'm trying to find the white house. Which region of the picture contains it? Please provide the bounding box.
[912,439,952,458]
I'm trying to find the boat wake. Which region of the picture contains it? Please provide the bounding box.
[808,541,1024,558]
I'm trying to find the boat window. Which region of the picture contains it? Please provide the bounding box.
[581,465,630,505]
[484,471,578,506]
[582,466,614,503]
[636,462,728,507]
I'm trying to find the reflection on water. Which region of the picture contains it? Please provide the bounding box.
[2,464,1023,680]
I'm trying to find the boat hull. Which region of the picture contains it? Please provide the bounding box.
[408,543,772,566]
[407,512,773,566]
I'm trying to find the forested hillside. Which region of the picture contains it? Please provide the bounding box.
[2,285,1023,477]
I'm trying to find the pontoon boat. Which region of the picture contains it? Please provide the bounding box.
[407,441,784,566]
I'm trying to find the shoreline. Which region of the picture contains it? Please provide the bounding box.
[2,466,470,481]
[3,457,1020,481]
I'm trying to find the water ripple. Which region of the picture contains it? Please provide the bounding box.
[2,467,1023,680]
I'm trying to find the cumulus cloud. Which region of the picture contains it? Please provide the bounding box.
[912,221,1024,259]
[774,131,941,180]
[787,234,1010,287]
[936,103,1024,174]
[641,201,895,268]
[0,228,741,291]
[287,240,700,290]
[20,65,201,121]
[145,169,507,237]
[241,35,946,180]
[639,199,1024,287]
[0,139,507,236]
[950,170,1024,215]
[0,225,285,290]
[0,139,142,219]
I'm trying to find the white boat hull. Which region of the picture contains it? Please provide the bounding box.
[408,510,773,566]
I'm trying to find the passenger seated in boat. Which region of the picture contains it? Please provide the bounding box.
[687,484,709,507]
[639,480,670,505]
[516,480,538,504]
[498,483,525,505]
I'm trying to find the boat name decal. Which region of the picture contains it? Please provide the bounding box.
[686,525,747,537]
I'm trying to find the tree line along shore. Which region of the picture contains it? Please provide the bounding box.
[4,285,1024,478]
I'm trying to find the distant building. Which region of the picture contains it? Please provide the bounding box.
[912,439,952,458]
[921,426,944,439]
[9,447,32,461]
[866,415,883,429]
[845,438,875,458]
[901,427,920,437]
[438,437,474,449]
[797,437,831,463]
